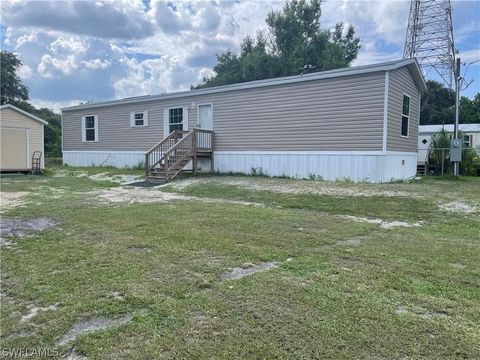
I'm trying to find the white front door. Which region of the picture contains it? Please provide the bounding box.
[197,104,213,130]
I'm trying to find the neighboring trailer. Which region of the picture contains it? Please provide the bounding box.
[417,123,480,163]
[62,59,426,182]
[0,104,47,172]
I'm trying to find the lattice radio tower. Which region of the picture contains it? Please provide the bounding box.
[404,0,456,89]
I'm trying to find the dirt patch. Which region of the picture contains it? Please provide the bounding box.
[111,291,125,301]
[64,348,87,360]
[395,305,449,319]
[438,201,477,214]
[336,237,366,246]
[91,187,262,207]
[342,215,423,229]
[0,191,29,212]
[169,177,421,198]
[0,238,16,248]
[21,304,58,323]
[1,217,57,237]
[57,314,133,346]
[127,245,152,253]
[83,172,143,185]
[54,170,143,185]
[221,262,278,281]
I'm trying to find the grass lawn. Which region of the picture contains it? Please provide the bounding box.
[1,168,479,359]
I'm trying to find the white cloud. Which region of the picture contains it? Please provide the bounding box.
[0,0,155,40]
[458,49,480,63]
[15,31,38,49]
[112,54,206,99]
[29,98,84,113]
[81,58,112,70]
[3,0,479,105]
[49,36,88,55]
[37,54,78,78]
[17,63,33,79]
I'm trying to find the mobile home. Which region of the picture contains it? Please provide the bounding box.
[61,58,426,182]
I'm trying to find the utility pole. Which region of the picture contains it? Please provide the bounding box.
[453,58,461,176]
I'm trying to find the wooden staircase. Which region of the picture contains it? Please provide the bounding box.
[145,129,213,182]
[416,162,427,176]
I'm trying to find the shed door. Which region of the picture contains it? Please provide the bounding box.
[1,127,28,170]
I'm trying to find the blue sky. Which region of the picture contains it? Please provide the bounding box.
[1,0,479,112]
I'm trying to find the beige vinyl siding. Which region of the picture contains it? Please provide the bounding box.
[0,107,44,169]
[387,67,420,152]
[63,71,387,152]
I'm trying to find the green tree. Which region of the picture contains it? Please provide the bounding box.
[12,101,62,157]
[420,80,454,125]
[1,51,29,104]
[420,80,480,125]
[460,93,480,124]
[196,0,360,88]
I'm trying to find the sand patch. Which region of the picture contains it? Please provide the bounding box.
[111,291,125,301]
[54,170,142,185]
[83,172,143,185]
[58,314,134,346]
[127,245,153,253]
[342,215,423,229]
[64,348,87,360]
[0,238,16,248]
[21,304,58,323]
[395,305,449,319]
[169,177,420,198]
[221,262,278,281]
[91,187,262,207]
[1,217,57,237]
[0,191,29,212]
[438,201,477,214]
[336,237,366,246]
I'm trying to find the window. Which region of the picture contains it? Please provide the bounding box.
[82,115,97,142]
[401,94,410,137]
[130,111,148,127]
[169,108,184,133]
[463,134,472,147]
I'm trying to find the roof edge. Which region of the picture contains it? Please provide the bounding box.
[0,104,49,125]
[62,58,427,112]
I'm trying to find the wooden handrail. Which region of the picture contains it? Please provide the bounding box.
[145,128,214,181]
[145,130,186,176]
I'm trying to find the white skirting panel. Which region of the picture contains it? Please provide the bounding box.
[383,152,418,182]
[63,150,418,182]
[214,151,418,183]
[63,151,145,168]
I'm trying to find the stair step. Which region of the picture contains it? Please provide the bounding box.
[147,176,166,181]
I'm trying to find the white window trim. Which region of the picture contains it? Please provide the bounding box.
[401,93,410,138]
[164,106,188,137]
[130,111,149,128]
[463,134,472,147]
[196,103,214,129]
[82,114,99,143]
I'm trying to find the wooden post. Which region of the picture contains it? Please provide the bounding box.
[210,131,214,173]
[144,153,149,178]
[192,129,197,176]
